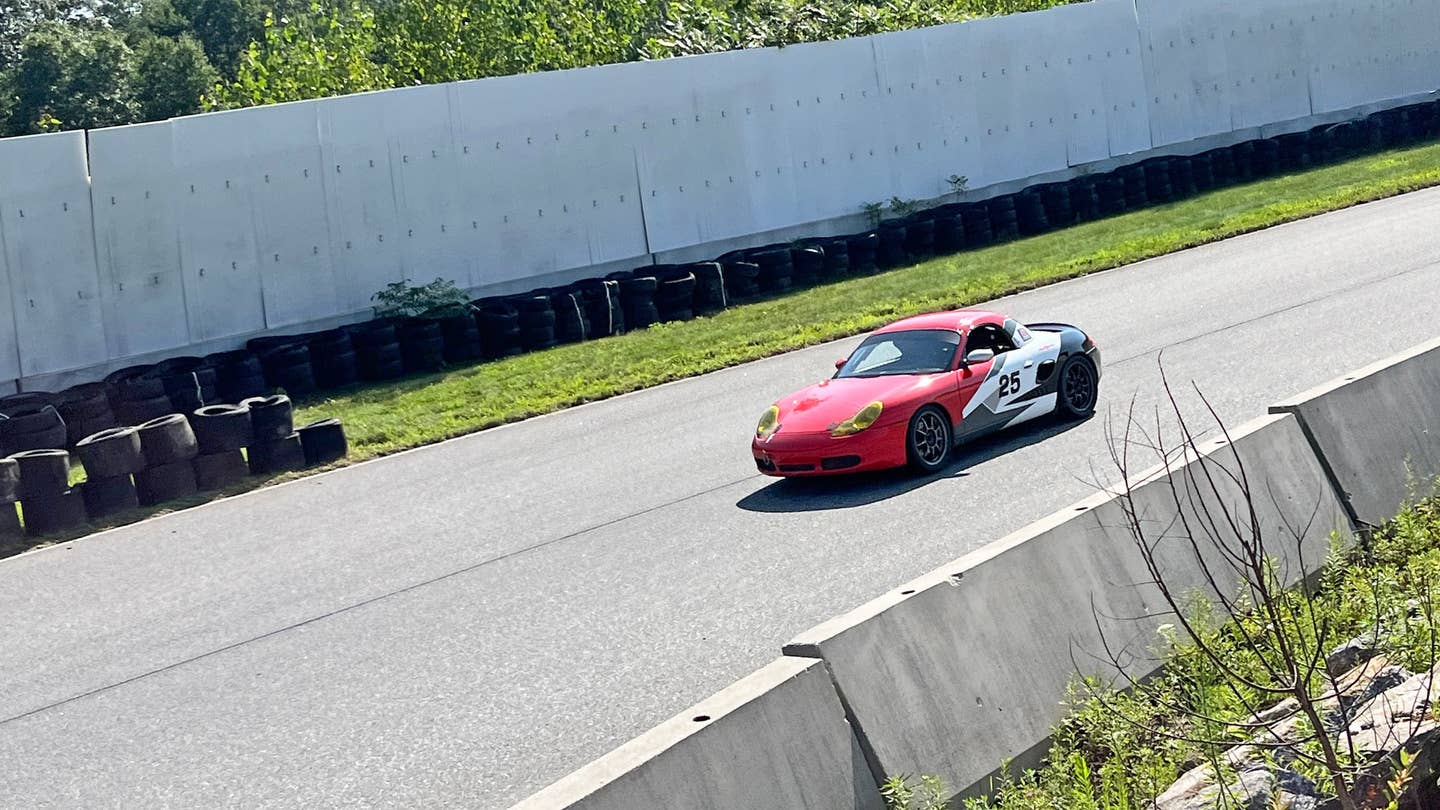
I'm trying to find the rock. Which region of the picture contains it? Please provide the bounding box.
[1343,666,1440,760]
[1152,762,1320,810]
[1327,635,1380,677]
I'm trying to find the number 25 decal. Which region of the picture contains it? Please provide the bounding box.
[998,371,1022,397]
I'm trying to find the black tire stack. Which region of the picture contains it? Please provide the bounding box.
[206,350,270,403]
[845,233,880,274]
[0,398,66,456]
[106,365,172,426]
[244,395,305,475]
[652,267,697,322]
[249,336,318,398]
[689,262,728,315]
[1015,188,1049,235]
[987,196,1020,243]
[438,309,484,363]
[475,299,523,358]
[398,317,446,373]
[960,204,995,246]
[345,320,406,382]
[932,210,965,253]
[190,404,253,490]
[512,293,559,349]
[1069,177,1102,222]
[901,216,935,260]
[876,223,907,268]
[308,329,361,390]
[718,256,762,300]
[134,414,200,505]
[74,427,144,518]
[1038,183,1074,229]
[573,280,625,337]
[11,449,87,535]
[749,248,794,293]
[546,287,591,344]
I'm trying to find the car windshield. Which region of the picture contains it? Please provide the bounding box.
[836,329,961,378]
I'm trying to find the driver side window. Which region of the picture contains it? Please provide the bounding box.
[965,324,1015,357]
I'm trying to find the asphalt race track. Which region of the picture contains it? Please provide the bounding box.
[3,188,1440,808]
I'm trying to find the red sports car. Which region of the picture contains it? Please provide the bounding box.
[752,309,1101,476]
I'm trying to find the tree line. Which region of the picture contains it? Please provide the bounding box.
[0,0,1074,138]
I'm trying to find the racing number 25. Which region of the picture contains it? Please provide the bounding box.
[997,371,1022,397]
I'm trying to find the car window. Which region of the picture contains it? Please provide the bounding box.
[837,330,961,378]
[1004,318,1031,345]
[965,324,1016,356]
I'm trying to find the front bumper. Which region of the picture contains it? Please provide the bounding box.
[750,422,909,477]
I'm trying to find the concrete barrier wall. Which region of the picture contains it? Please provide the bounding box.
[1271,336,1440,530]
[781,411,1350,799]
[511,657,883,810]
[1,0,1438,390]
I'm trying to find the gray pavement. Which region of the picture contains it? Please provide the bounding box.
[3,187,1440,808]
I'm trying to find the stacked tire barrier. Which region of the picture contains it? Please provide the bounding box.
[4,99,1440,442]
[1,393,350,539]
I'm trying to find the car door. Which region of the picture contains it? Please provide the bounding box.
[955,321,1054,439]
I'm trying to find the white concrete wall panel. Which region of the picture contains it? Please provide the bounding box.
[88,122,189,359]
[871,27,972,200]
[319,92,405,312]
[172,111,266,341]
[1222,0,1312,130]
[453,68,650,285]
[247,101,341,328]
[1093,0,1152,157]
[383,85,475,292]
[0,132,108,376]
[1137,0,1234,146]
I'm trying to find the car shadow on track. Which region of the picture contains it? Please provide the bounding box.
[735,417,1090,513]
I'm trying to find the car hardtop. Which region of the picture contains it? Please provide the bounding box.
[870,309,1003,337]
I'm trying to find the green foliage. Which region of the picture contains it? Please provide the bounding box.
[882,773,949,810]
[169,0,266,77]
[861,201,884,228]
[207,1,386,109]
[132,33,217,120]
[5,23,139,136]
[371,277,471,319]
[888,196,921,217]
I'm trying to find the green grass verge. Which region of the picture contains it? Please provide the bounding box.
[5,139,1440,557]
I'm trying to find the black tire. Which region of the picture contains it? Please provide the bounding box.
[56,383,111,420]
[0,457,18,504]
[248,433,305,475]
[0,502,19,539]
[75,427,146,478]
[312,349,360,389]
[476,298,524,356]
[0,391,56,414]
[105,365,164,404]
[298,418,348,466]
[906,405,952,474]
[574,281,625,336]
[21,488,87,536]
[243,395,294,443]
[137,414,199,465]
[135,460,198,505]
[193,451,249,491]
[191,404,253,453]
[0,405,67,455]
[115,395,175,427]
[547,289,590,343]
[10,449,71,500]
[789,247,824,286]
[1056,357,1099,420]
[440,312,484,363]
[81,474,140,518]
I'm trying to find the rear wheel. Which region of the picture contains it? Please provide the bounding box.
[906,406,952,473]
[1057,357,1098,419]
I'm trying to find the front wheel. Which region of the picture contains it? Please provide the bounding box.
[906,405,952,473]
[1056,356,1098,420]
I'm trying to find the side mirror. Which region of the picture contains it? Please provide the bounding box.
[835,358,848,370]
[963,348,995,366]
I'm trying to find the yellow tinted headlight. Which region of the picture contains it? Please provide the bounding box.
[831,401,883,437]
[756,405,780,439]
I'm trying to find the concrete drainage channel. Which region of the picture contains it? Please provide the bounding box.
[512,335,1440,809]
